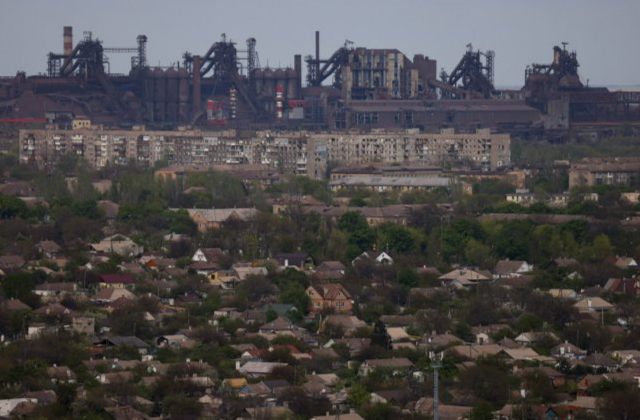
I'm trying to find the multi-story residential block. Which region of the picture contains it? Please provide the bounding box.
[314,128,510,170]
[19,126,509,178]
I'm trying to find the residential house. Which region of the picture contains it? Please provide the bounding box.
[208,270,240,289]
[34,282,77,301]
[322,315,367,336]
[72,316,95,335]
[191,248,226,264]
[92,287,135,304]
[237,361,286,378]
[610,350,640,366]
[324,338,371,357]
[92,336,150,355]
[352,251,394,266]
[258,317,294,335]
[306,283,353,313]
[90,235,143,257]
[386,327,410,342]
[98,274,135,289]
[312,414,365,420]
[370,390,408,406]
[547,289,578,299]
[274,252,313,269]
[34,303,77,320]
[613,256,638,270]
[493,260,533,279]
[156,334,197,350]
[360,358,414,375]
[574,297,614,313]
[46,366,77,383]
[96,371,134,385]
[582,353,619,372]
[0,298,30,312]
[439,268,491,289]
[0,255,26,275]
[550,341,587,360]
[514,331,559,346]
[233,264,268,280]
[180,208,259,232]
[314,261,346,280]
[471,324,509,345]
[424,333,462,350]
[604,277,640,296]
[36,240,61,258]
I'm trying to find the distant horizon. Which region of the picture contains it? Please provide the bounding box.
[1,0,639,87]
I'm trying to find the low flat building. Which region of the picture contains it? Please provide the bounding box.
[329,175,471,194]
[569,158,640,188]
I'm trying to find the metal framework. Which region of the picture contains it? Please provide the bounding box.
[440,44,495,98]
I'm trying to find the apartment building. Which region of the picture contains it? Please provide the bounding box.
[314,128,510,170]
[19,127,508,178]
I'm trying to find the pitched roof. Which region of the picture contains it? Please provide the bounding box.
[0,255,25,270]
[583,353,618,368]
[97,336,149,349]
[440,268,490,282]
[574,297,614,311]
[259,317,293,331]
[183,208,258,223]
[363,357,414,369]
[493,260,528,275]
[99,274,135,285]
[93,287,135,301]
[316,261,346,271]
[37,240,61,254]
[309,283,352,300]
[195,248,226,262]
[324,315,366,330]
[0,298,31,311]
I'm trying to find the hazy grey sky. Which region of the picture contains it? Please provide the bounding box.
[1,0,639,87]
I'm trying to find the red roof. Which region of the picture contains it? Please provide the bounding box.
[99,274,135,285]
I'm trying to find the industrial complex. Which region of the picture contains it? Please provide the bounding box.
[1,27,638,137]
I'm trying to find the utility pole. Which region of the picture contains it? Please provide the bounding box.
[431,354,442,420]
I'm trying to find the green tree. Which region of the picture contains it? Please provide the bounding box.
[371,320,389,349]
[280,282,310,314]
[0,193,29,219]
[597,389,640,420]
[398,267,419,289]
[470,400,495,420]
[377,223,415,254]
[464,238,494,269]
[338,211,376,252]
[585,234,614,262]
[347,383,371,409]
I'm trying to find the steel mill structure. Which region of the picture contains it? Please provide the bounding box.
[0,28,639,139]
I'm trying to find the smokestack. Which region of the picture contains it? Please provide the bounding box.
[192,55,202,118]
[63,26,73,57]
[315,31,320,64]
[63,26,73,68]
[294,54,302,94]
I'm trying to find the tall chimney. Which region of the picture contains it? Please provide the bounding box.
[315,31,320,80]
[63,26,73,68]
[192,55,202,118]
[294,54,302,94]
